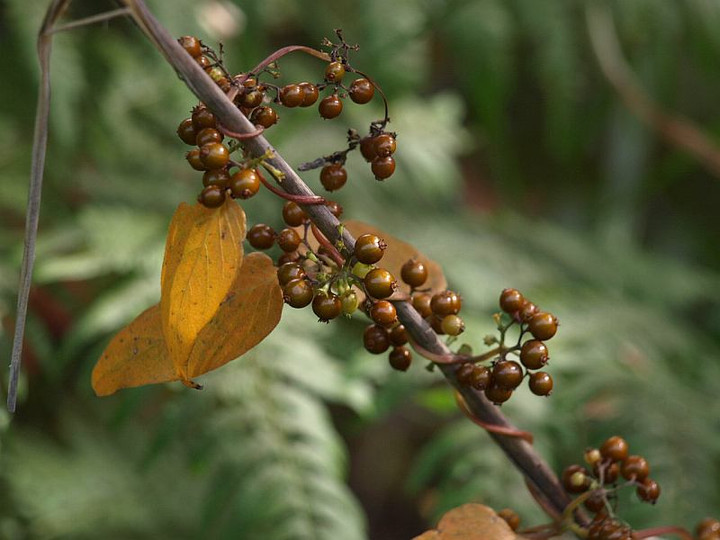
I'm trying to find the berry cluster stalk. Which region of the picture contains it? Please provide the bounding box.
[122,0,576,523]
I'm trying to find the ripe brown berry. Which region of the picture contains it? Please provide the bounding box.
[178,36,202,58]
[636,478,660,503]
[697,518,720,539]
[412,293,432,318]
[456,363,475,386]
[497,508,520,531]
[348,78,375,104]
[299,82,319,107]
[370,300,397,327]
[177,118,197,145]
[520,340,549,370]
[185,148,206,171]
[493,360,524,390]
[519,301,538,322]
[371,156,395,180]
[528,312,559,341]
[374,134,397,157]
[196,55,212,70]
[400,259,428,288]
[389,324,408,346]
[277,228,302,252]
[198,185,226,208]
[364,268,397,299]
[485,384,513,405]
[283,278,314,308]
[389,346,412,371]
[282,201,307,227]
[561,465,591,493]
[312,292,342,321]
[354,234,386,264]
[203,169,230,188]
[229,168,261,199]
[430,290,462,317]
[199,142,230,169]
[600,436,629,463]
[325,200,343,217]
[319,94,343,119]
[195,127,223,147]
[324,61,345,83]
[528,371,553,396]
[280,84,304,108]
[277,262,305,286]
[621,455,650,482]
[364,324,390,354]
[192,107,216,131]
[470,365,492,390]
[250,106,278,128]
[320,163,348,191]
[247,224,276,250]
[499,288,525,314]
[583,490,606,513]
[360,136,377,162]
[441,314,465,336]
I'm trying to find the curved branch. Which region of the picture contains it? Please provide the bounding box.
[121,0,578,523]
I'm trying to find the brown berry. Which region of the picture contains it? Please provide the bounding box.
[277,228,302,252]
[520,340,549,370]
[360,136,377,162]
[319,94,343,119]
[199,142,230,169]
[374,134,397,157]
[282,202,307,227]
[636,478,660,503]
[400,259,427,288]
[430,290,462,317]
[198,185,225,208]
[320,163,348,191]
[250,106,278,128]
[364,268,397,299]
[470,365,492,390]
[354,234,386,264]
[371,156,395,180]
[493,360,524,390]
[324,61,345,83]
[497,509,520,531]
[600,436,629,463]
[186,148,206,171]
[389,346,412,371]
[312,292,342,321]
[528,312,558,341]
[412,293,432,318]
[485,384,513,405]
[299,82,319,107]
[178,36,202,58]
[528,371,553,396]
[499,288,525,314]
[364,324,390,354]
[283,278,313,308]
[247,224,276,250]
[441,314,465,336]
[177,118,197,145]
[370,300,397,326]
[621,455,650,482]
[280,84,304,108]
[389,324,408,346]
[203,168,230,188]
[229,168,261,199]
[348,78,375,104]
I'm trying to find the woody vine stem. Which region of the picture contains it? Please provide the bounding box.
[24,0,576,530]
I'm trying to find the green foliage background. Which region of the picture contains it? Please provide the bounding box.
[1,0,720,538]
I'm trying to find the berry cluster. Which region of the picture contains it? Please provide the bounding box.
[697,518,720,540]
[561,436,661,539]
[449,288,557,405]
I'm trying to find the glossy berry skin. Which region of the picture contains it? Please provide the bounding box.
[485,384,513,405]
[192,107,216,130]
[596,461,620,484]
[324,61,345,83]
[229,168,260,199]
[177,118,198,145]
[282,202,307,227]
[519,301,538,322]
[312,293,342,321]
[354,234,386,264]
[360,136,377,162]
[280,84,304,108]
[364,268,397,299]
[412,293,432,318]
[561,465,591,493]
[299,82,319,107]
[370,300,397,327]
[349,78,375,104]
[497,509,520,531]
[583,490,606,513]
[499,288,525,314]
[400,259,427,288]
[325,200,343,218]
[470,365,492,390]
[247,224,276,250]
[697,518,720,539]
[389,346,412,371]
[179,36,202,58]
[431,290,462,317]
[600,436,629,463]
[319,94,343,119]
[528,312,558,341]
[493,360,524,389]
[199,142,230,170]
[371,156,395,180]
[241,89,264,109]
[185,148,206,171]
[250,106,278,128]
[195,127,223,147]
[277,228,302,252]
[621,455,650,481]
[441,314,465,336]
[283,278,314,308]
[389,324,408,346]
[374,134,397,157]
[203,169,230,188]
[520,340,549,370]
[277,252,300,266]
[528,371,553,396]
[320,163,347,191]
[277,262,305,286]
[364,324,390,354]
[196,55,212,70]
[636,478,661,503]
[198,185,226,208]
[456,363,475,386]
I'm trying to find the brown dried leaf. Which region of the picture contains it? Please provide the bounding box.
[344,220,447,295]
[91,304,176,396]
[185,252,283,378]
[412,504,519,540]
[160,200,246,379]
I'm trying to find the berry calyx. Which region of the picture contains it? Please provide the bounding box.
[283,278,314,308]
[247,224,276,250]
[348,78,375,104]
[354,233,386,264]
[364,268,397,299]
[528,371,553,396]
[320,163,348,191]
[400,259,428,288]
[388,346,412,371]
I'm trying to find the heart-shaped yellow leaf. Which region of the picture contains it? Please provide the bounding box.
[160,200,246,379]
[91,304,174,396]
[413,504,519,540]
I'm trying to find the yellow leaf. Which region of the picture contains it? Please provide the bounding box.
[185,252,283,378]
[91,305,176,396]
[160,200,246,379]
[412,504,519,540]
[345,220,447,295]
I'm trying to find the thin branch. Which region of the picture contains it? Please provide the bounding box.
[116,0,576,523]
[48,7,131,34]
[586,3,720,179]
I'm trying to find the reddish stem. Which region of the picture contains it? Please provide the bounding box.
[524,478,563,522]
[407,337,469,364]
[310,223,345,267]
[256,168,326,204]
[217,122,264,140]
[633,526,693,540]
[238,45,331,85]
[454,391,534,444]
